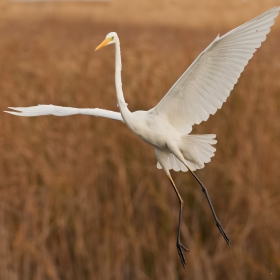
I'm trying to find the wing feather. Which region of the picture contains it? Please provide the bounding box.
[150,7,280,132]
[5,105,124,122]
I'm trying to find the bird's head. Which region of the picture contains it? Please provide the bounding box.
[95,32,118,51]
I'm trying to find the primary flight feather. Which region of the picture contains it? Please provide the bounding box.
[5,7,280,269]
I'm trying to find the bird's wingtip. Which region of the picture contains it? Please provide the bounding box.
[4,107,24,115]
[7,107,21,111]
[4,110,20,115]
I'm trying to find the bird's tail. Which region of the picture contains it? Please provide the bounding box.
[156,134,217,172]
[181,134,217,170]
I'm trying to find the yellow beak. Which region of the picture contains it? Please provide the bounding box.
[95,38,111,51]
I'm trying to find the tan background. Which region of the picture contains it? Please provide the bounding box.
[1,0,280,28]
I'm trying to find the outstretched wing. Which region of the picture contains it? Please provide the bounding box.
[150,7,280,134]
[5,105,124,122]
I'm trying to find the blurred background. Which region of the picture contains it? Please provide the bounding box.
[0,0,280,279]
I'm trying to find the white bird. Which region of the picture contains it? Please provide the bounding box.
[5,7,280,269]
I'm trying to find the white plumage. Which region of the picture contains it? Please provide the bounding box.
[156,134,217,172]
[151,7,280,131]
[5,7,280,269]
[6,105,123,121]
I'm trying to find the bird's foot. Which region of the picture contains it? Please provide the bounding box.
[176,241,190,270]
[216,221,230,246]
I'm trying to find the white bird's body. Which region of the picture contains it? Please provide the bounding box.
[5,7,280,269]
[125,109,216,171]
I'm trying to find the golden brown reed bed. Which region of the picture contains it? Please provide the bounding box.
[0,16,280,280]
[2,1,280,29]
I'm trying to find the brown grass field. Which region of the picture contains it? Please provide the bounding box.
[0,2,280,279]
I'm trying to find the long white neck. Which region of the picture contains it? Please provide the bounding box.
[114,38,131,123]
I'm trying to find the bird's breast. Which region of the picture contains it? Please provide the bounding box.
[126,111,179,151]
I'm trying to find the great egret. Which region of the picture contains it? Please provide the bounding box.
[5,7,280,269]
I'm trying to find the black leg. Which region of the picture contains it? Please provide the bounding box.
[188,169,230,246]
[169,176,190,270]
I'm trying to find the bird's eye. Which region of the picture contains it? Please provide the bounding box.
[111,37,114,40]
